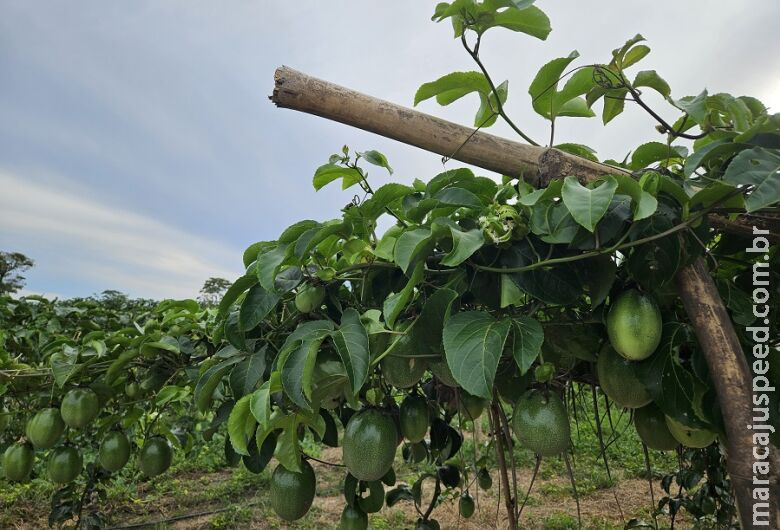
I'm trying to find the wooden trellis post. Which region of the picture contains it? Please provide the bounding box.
[270,66,778,529]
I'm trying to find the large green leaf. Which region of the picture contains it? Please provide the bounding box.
[239,285,280,331]
[530,200,579,243]
[405,288,459,357]
[483,5,551,39]
[722,147,780,211]
[195,356,243,413]
[332,308,370,395]
[383,262,424,330]
[358,150,393,174]
[218,275,258,318]
[433,218,485,266]
[635,323,710,429]
[394,228,434,273]
[414,72,490,106]
[443,311,511,399]
[610,174,657,221]
[507,316,544,375]
[229,347,267,398]
[561,176,618,232]
[313,164,364,191]
[630,142,685,170]
[357,184,414,220]
[633,70,670,99]
[502,240,582,305]
[280,339,323,411]
[256,245,288,292]
[227,394,256,456]
[529,52,594,120]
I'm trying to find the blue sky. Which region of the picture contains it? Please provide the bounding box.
[1,1,778,299]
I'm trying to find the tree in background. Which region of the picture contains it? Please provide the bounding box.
[0,251,34,295]
[199,277,230,306]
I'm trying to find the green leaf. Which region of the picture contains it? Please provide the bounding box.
[627,210,682,289]
[674,91,708,125]
[279,220,319,244]
[722,147,780,211]
[228,394,256,456]
[443,311,511,399]
[530,201,579,243]
[358,150,393,174]
[633,70,670,99]
[256,245,288,292]
[313,164,364,191]
[50,351,83,388]
[405,288,459,356]
[294,221,351,258]
[602,88,628,124]
[500,274,524,308]
[414,72,489,106]
[105,350,141,384]
[630,142,684,170]
[332,308,370,395]
[502,241,582,305]
[508,316,544,375]
[683,140,747,177]
[358,184,414,220]
[433,219,485,266]
[635,323,710,428]
[242,241,275,268]
[383,262,424,329]
[394,228,434,274]
[229,348,267,398]
[621,44,650,68]
[195,357,243,413]
[433,187,483,208]
[529,52,594,120]
[610,174,657,221]
[561,176,618,232]
[475,80,508,127]
[239,285,280,331]
[280,339,322,411]
[554,143,598,162]
[483,5,551,40]
[218,275,258,318]
[249,383,271,428]
[275,415,302,472]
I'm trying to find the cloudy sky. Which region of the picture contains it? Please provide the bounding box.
[1,1,778,299]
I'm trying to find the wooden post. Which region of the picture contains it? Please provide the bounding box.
[270,66,778,529]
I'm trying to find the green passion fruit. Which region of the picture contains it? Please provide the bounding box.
[3,442,34,482]
[138,436,173,477]
[98,431,132,472]
[606,290,662,361]
[26,408,65,450]
[633,404,678,451]
[343,409,398,481]
[458,392,488,421]
[596,346,652,409]
[340,504,368,530]
[270,460,316,521]
[47,446,82,484]
[60,388,100,429]
[295,284,326,314]
[665,416,717,448]
[400,394,429,443]
[512,390,571,456]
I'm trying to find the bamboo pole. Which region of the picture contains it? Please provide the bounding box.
[270,66,778,530]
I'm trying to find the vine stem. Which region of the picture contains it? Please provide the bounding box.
[489,400,518,529]
[472,187,746,274]
[461,32,539,146]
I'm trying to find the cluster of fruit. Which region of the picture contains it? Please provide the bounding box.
[2,387,173,483]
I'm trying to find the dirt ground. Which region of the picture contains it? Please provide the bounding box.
[4,447,670,530]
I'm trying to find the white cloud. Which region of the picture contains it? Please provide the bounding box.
[0,170,242,299]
